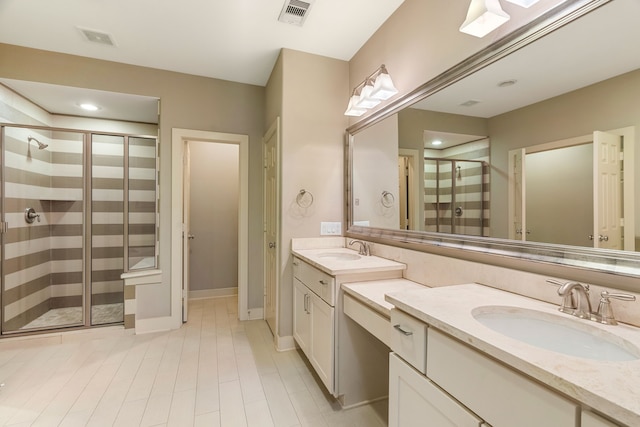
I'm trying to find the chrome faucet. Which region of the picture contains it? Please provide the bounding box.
[348,239,370,256]
[557,281,592,319]
[548,279,591,319]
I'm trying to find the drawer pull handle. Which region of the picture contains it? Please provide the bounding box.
[393,324,413,336]
[319,280,328,285]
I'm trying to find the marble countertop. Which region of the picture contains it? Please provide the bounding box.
[386,284,640,426]
[342,279,427,318]
[292,247,405,276]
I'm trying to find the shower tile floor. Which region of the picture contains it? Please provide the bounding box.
[20,303,124,329]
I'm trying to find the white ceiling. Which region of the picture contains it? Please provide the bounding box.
[0,0,405,86]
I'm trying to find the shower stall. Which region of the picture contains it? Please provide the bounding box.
[424,158,489,236]
[0,124,157,334]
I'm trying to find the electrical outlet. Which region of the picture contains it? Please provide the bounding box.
[320,222,342,236]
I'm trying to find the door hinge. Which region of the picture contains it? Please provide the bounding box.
[0,222,7,234]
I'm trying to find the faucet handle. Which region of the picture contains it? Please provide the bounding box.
[595,291,636,325]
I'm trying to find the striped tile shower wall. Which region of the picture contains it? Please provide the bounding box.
[424,139,490,236]
[128,137,157,269]
[2,128,84,331]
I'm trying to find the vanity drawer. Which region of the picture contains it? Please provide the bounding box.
[390,308,427,374]
[293,257,335,306]
[427,329,578,427]
[343,294,390,347]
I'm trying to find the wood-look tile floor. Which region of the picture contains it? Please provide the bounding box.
[0,296,388,426]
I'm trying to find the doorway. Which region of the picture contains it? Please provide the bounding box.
[171,129,249,326]
[186,141,240,300]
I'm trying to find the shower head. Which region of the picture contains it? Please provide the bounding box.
[28,136,48,150]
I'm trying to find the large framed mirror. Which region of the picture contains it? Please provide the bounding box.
[346,0,640,281]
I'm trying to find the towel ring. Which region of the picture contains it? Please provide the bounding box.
[296,189,314,208]
[381,191,395,208]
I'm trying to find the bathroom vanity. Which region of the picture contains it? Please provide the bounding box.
[386,284,640,427]
[291,245,405,406]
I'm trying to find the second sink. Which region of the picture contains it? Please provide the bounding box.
[472,306,640,362]
[317,252,361,261]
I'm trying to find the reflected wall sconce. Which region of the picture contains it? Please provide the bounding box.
[344,64,398,116]
[504,0,540,7]
[459,0,510,37]
[460,0,540,38]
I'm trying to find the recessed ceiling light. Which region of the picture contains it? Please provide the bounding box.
[432,140,443,146]
[79,103,100,111]
[460,100,481,107]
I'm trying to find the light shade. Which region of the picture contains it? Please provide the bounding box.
[344,94,367,116]
[370,67,398,100]
[460,0,510,38]
[355,81,382,109]
[504,0,540,7]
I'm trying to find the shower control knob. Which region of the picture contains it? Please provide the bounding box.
[25,208,40,224]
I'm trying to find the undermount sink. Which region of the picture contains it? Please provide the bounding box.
[472,306,640,362]
[317,252,361,261]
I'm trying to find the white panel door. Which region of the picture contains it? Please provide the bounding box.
[293,279,310,355]
[389,353,483,427]
[182,141,191,323]
[593,131,622,249]
[263,118,280,334]
[309,292,334,393]
[508,148,527,240]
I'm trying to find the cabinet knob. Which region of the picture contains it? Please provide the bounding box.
[319,280,328,285]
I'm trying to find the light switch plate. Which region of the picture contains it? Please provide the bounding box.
[320,222,342,236]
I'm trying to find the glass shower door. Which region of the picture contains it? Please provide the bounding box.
[1,126,85,333]
[90,134,125,325]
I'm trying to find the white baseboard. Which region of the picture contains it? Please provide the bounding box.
[189,287,238,300]
[135,315,176,334]
[246,308,264,320]
[276,334,296,352]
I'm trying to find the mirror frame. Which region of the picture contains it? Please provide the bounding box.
[345,0,640,288]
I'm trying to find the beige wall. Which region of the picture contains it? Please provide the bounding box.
[272,49,349,338]
[488,68,640,241]
[0,43,266,317]
[353,114,399,228]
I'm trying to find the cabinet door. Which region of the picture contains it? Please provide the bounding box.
[389,353,483,427]
[293,279,310,355]
[582,410,621,427]
[309,292,335,393]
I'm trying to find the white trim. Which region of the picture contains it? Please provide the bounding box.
[189,287,238,300]
[247,308,264,320]
[275,334,296,352]
[172,128,250,328]
[135,316,175,335]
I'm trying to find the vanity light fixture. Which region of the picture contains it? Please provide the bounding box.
[344,64,398,116]
[504,0,540,7]
[460,0,510,38]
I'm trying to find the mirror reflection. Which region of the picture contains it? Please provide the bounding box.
[351,0,640,254]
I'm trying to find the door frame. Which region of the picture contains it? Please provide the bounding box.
[171,128,249,325]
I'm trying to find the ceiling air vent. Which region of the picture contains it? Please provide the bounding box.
[77,27,116,46]
[278,0,314,26]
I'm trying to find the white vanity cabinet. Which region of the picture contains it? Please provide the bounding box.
[293,259,335,392]
[291,251,405,405]
[389,308,579,427]
[582,411,621,427]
